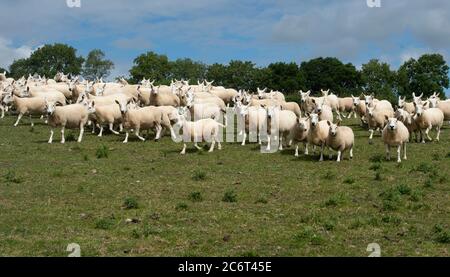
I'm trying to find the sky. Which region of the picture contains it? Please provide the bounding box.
[0,0,449,95]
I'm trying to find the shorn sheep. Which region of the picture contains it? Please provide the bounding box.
[115,99,164,143]
[326,121,354,162]
[413,102,444,143]
[306,112,330,162]
[45,99,96,144]
[174,106,225,155]
[382,116,410,163]
[265,105,297,151]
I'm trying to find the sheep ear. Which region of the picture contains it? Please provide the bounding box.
[91,101,95,107]
[413,102,417,107]
[56,101,63,106]
[115,100,120,105]
[337,120,341,126]
[384,115,389,121]
[311,99,316,103]
[327,121,331,126]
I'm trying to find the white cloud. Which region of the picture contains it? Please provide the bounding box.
[0,37,33,69]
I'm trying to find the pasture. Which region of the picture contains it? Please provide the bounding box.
[0,114,449,257]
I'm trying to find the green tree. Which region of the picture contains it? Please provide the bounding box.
[397,54,449,99]
[82,49,114,80]
[9,43,84,79]
[264,62,303,94]
[361,59,397,102]
[169,58,207,83]
[205,63,228,86]
[299,57,362,96]
[129,51,171,84]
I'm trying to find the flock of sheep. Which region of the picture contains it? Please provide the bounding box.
[1,71,449,163]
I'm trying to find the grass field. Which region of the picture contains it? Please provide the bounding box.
[0,114,449,257]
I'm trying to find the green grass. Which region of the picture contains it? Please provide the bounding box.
[0,116,449,256]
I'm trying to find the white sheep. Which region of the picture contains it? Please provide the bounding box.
[366,105,394,144]
[299,90,321,113]
[398,96,415,114]
[326,121,354,162]
[413,102,444,143]
[428,97,450,125]
[94,104,123,137]
[236,101,268,146]
[174,106,225,154]
[280,101,302,118]
[2,92,53,127]
[45,99,96,144]
[394,108,421,142]
[338,97,356,119]
[382,117,409,163]
[321,89,341,120]
[291,117,310,157]
[265,105,297,151]
[306,112,330,161]
[312,99,334,123]
[351,95,367,125]
[149,86,180,107]
[115,99,164,143]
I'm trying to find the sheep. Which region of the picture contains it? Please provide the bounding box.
[338,97,356,119]
[94,104,124,137]
[299,90,321,113]
[306,112,330,161]
[428,97,450,124]
[236,101,268,146]
[115,99,164,143]
[412,92,424,105]
[413,102,444,143]
[394,108,421,142]
[149,86,180,107]
[366,105,394,144]
[256,88,286,102]
[16,86,67,104]
[326,121,354,162]
[2,92,53,127]
[209,88,238,106]
[365,94,393,111]
[321,89,341,120]
[291,117,310,157]
[44,99,96,144]
[351,95,367,125]
[154,106,178,139]
[174,106,225,154]
[280,101,302,118]
[382,117,409,163]
[312,99,334,123]
[77,91,132,107]
[265,105,297,151]
[398,96,415,114]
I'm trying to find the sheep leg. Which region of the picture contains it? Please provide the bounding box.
[154,125,162,141]
[29,115,34,127]
[98,126,104,137]
[180,143,187,155]
[319,144,324,162]
[385,144,390,161]
[336,151,341,162]
[403,143,407,160]
[61,126,66,144]
[136,128,146,141]
[48,129,54,144]
[1,108,4,119]
[14,113,23,127]
[119,124,123,132]
[123,132,129,143]
[109,123,119,135]
[295,144,299,157]
[169,126,176,140]
[241,131,247,146]
[194,143,202,150]
[369,129,374,144]
[278,136,283,151]
[396,145,401,163]
[208,138,216,153]
[77,124,84,143]
[350,147,353,159]
[329,147,333,160]
[425,127,432,141]
[266,135,271,151]
[435,126,441,141]
[218,139,222,150]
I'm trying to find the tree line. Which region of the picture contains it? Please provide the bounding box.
[4,43,449,101]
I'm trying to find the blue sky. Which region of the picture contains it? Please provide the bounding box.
[0,0,449,95]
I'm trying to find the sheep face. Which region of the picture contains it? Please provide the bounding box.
[414,102,426,117]
[327,121,339,137]
[85,101,96,114]
[398,97,406,109]
[310,113,320,128]
[412,92,423,105]
[351,95,361,107]
[266,105,279,119]
[386,117,399,132]
[321,89,330,97]
[428,97,438,108]
[297,118,308,132]
[2,94,13,105]
[299,90,311,104]
[364,95,374,107]
[367,106,375,117]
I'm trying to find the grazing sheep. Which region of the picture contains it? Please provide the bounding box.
[174,106,225,154]
[115,100,165,143]
[306,112,330,161]
[265,105,297,151]
[366,105,394,144]
[312,99,334,123]
[382,117,409,163]
[398,96,415,114]
[45,100,96,144]
[413,102,444,143]
[326,121,354,162]
[394,108,421,142]
[338,97,356,119]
